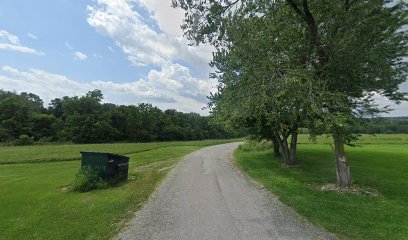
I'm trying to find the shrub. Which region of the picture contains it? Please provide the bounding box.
[70,167,108,192]
[13,134,34,146]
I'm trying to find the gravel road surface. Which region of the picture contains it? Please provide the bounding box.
[117,142,335,240]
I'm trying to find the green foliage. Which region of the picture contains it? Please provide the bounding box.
[0,90,46,142]
[0,89,244,144]
[12,134,34,146]
[70,167,108,192]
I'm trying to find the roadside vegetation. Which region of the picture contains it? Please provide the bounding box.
[0,139,239,240]
[235,134,408,240]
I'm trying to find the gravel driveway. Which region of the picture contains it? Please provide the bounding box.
[117,142,335,240]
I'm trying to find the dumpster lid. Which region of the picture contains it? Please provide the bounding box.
[80,152,129,159]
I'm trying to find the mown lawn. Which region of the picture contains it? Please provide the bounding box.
[235,134,408,240]
[0,139,238,164]
[0,139,239,240]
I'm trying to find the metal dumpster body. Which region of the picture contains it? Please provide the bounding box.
[80,152,129,180]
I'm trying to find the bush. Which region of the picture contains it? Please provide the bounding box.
[13,134,34,146]
[70,167,108,192]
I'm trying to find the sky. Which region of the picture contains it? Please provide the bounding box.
[0,0,407,116]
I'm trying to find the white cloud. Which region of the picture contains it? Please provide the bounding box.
[133,0,184,37]
[0,65,405,116]
[66,43,90,61]
[73,51,88,61]
[86,0,213,72]
[108,46,115,52]
[372,85,408,117]
[0,44,44,55]
[27,33,38,40]
[0,65,214,114]
[0,30,44,55]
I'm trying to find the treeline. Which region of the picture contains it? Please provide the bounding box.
[351,117,408,134]
[0,89,242,145]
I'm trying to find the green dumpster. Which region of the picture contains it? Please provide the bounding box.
[80,152,129,180]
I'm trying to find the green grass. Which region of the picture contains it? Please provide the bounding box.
[0,139,239,240]
[297,133,408,145]
[235,134,408,240]
[0,139,239,164]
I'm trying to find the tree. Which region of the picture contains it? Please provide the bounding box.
[180,1,319,165]
[0,91,46,141]
[174,0,408,186]
[57,90,119,143]
[298,1,408,186]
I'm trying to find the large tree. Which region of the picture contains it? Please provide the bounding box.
[208,7,318,165]
[174,0,408,186]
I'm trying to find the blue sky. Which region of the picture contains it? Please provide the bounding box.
[0,0,215,114]
[0,0,407,116]
[0,0,147,82]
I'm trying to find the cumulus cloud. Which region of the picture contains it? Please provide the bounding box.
[83,0,217,113]
[0,30,44,55]
[86,0,213,71]
[0,65,214,114]
[133,0,184,37]
[73,51,88,61]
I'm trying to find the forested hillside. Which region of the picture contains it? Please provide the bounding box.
[0,89,242,145]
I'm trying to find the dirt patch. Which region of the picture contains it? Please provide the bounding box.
[319,183,378,196]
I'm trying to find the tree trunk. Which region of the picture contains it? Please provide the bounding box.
[271,132,280,157]
[333,131,352,187]
[276,134,295,166]
[273,141,280,157]
[289,131,298,164]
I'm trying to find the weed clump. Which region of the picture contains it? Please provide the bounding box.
[70,167,108,192]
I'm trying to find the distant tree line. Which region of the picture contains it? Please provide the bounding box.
[0,89,243,145]
[350,117,408,134]
[297,117,408,135]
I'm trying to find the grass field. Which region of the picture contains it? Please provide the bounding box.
[0,139,239,240]
[297,133,408,145]
[235,134,408,240]
[0,139,240,164]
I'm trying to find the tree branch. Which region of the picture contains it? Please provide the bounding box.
[286,0,306,21]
